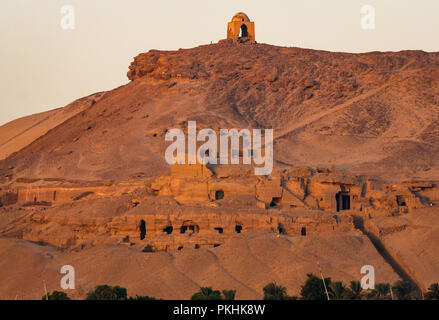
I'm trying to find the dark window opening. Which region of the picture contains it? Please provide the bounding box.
[235,225,243,233]
[180,221,199,234]
[396,195,407,207]
[270,197,281,207]
[142,245,153,252]
[163,226,173,234]
[336,192,350,212]
[240,24,248,38]
[213,244,221,248]
[194,244,200,249]
[215,190,224,200]
[139,220,146,240]
[278,223,286,235]
[214,227,223,234]
[53,191,57,201]
[301,227,307,236]
[178,246,183,251]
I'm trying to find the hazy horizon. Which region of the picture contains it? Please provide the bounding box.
[1,0,439,125]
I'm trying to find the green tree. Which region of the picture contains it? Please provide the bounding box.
[425,283,439,300]
[300,273,331,300]
[128,295,156,300]
[263,282,289,300]
[191,287,223,300]
[345,281,363,300]
[392,280,419,300]
[42,291,71,300]
[221,290,236,300]
[328,281,348,300]
[367,283,391,300]
[86,285,127,300]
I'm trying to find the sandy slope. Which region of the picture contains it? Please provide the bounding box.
[0,92,104,161]
[0,232,399,300]
[375,208,439,290]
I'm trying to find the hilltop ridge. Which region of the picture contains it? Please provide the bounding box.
[2,41,439,182]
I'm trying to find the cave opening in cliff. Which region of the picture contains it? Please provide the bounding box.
[235,225,242,233]
[336,192,350,212]
[180,221,199,234]
[139,220,146,240]
[270,197,281,207]
[178,246,183,251]
[194,244,200,249]
[214,227,223,234]
[278,223,286,235]
[163,226,173,234]
[396,195,407,206]
[215,190,224,200]
[301,227,306,236]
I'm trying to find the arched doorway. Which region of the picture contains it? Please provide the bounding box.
[240,24,248,38]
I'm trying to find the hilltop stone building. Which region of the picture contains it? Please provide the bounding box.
[227,12,255,43]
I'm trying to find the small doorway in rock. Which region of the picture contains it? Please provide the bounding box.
[215,190,224,200]
[240,24,248,38]
[163,226,173,234]
[178,246,183,251]
[396,195,407,207]
[278,223,286,235]
[139,220,146,240]
[214,227,223,234]
[235,225,243,233]
[194,244,200,249]
[336,192,350,212]
[180,221,199,234]
[301,227,306,236]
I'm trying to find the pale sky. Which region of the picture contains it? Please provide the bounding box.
[1,0,438,125]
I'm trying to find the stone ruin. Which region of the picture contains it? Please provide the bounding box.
[1,161,438,254]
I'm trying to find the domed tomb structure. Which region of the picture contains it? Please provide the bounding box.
[227,12,255,43]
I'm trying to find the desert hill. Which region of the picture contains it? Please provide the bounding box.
[2,41,439,181]
[0,41,439,300]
